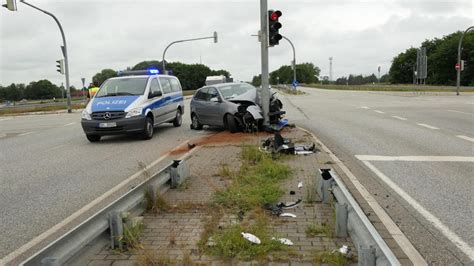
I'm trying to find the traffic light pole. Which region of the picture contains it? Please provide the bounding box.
[260,0,270,126]
[281,35,296,87]
[456,26,473,96]
[21,0,72,113]
[162,32,218,74]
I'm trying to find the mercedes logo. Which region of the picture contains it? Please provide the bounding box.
[103,112,111,120]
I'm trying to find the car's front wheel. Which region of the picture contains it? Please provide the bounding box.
[141,117,154,140]
[226,114,237,133]
[86,134,101,142]
[190,113,203,130]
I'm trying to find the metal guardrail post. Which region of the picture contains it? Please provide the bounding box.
[336,202,349,237]
[318,169,333,204]
[359,246,376,266]
[108,212,123,250]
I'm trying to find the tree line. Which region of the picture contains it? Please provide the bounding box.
[0,61,231,101]
[334,73,389,85]
[251,62,321,86]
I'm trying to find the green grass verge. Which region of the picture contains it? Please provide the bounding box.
[313,251,350,266]
[0,104,85,116]
[306,84,474,92]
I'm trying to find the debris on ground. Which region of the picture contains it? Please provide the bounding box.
[278,199,302,209]
[241,232,261,244]
[272,237,294,246]
[187,143,196,149]
[297,181,303,188]
[335,245,353,257]
[261,131,318,155]
[279,213,297,218]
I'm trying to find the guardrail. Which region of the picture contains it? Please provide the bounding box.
[317,169,400,266]
[21,159,189,265]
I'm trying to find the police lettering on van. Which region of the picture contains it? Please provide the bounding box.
[81,69,184,142]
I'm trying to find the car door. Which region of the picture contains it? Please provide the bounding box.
[205,87,225,126]
[149,78,165,124]
[194,88,211,124]
[158,77,175,122]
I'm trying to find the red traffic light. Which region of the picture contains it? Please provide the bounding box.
[270,10,282,21]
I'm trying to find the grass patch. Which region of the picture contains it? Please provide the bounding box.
[305,180,318,203]
[117,213,144,251]
[306,83,474,92]
[144,188,170,213]
[306,222,333,237]
[0,103,85,116]
[313,251,350,266]
[217,163,234,178]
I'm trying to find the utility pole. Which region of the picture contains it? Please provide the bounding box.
[456,26,473,96]
[329,57,333,82]
[21,0,72,113]
[260,0,270,126]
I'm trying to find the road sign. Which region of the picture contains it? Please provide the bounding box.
[455,63,460,70]
[292,80,299,88]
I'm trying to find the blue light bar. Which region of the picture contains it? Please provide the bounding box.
[149,69,159,74]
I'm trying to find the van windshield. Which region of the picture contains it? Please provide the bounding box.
[96,78,148,97]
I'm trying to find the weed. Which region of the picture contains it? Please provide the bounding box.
[120,215,144,251]
[217,163,234,178]
[305,222,333,237]
[177,178,190,191]
[197,205,224,251]
[136,250,176,266]
[169,229,176,246]
[241,145,266,164]
[313,251,349,266]
[144,188,170,213]
[305,180,318,203]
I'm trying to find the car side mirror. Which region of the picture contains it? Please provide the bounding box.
[210,97,220,103]
[149,91,162,98]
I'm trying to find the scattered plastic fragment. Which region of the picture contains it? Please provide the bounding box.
[289,190,296,195]
[298,181,303,189]
[241,232,261,244]
[332,245,352,257]
[280,213,297,218]
[277,199,302,209]
[187,143,196,149]
[272,237,294,246]
[263,203,283,215]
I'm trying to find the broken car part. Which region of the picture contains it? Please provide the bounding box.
[241,232,261,244]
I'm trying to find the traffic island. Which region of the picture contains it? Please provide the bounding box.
[87,128,359,265]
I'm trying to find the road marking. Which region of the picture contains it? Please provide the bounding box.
[447,110,473,116]
[374,110,385,114]
[18,131,35,136]
[359,160,474,261]
[355,155,474,162]
[0,137,206,265]
[46,144,66,151]
[0,117,13,122]
[392,116,407,121]
[298,127,426,265]
[417,123,439,130]
[360,106,370,109]
[456,135,474,143]
[62,122,76,127]
[0,133,6,138]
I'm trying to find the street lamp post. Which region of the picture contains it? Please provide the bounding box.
[281,35,296,88]
[20,0,72,113]
[456,26,473,96]
[162,32,218,74]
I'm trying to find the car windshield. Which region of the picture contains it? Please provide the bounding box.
[219,84,255,100]
[96,77,148,97]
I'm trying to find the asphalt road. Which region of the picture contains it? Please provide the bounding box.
[0,99,207,258]
[282,88,473,264]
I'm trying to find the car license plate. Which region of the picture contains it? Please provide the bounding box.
[99,122,116,128]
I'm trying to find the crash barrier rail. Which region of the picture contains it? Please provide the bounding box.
[317,169,400,266]
[21,160,190,265]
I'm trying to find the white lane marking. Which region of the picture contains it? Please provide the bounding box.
[417,123,439,130]
[360,160,474,261]
[0,138,205,264]
[0,133,7,138]
[374,110,385,114]
[360,106,370,109]
[298,127,426,265]
[18,131,35,136]
[62,122,76,127]
[355,155,474,162]
[456,135,474,143]
[447,110,473,116]
[46,144,66,151]
[392,116,407,121]
[0,117,13,122]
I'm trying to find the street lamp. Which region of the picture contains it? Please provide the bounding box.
[20,0,72,113]
[281,35,296,88]
[456,26,473,96]
[162,32,218,74]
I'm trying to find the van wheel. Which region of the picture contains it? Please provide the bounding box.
[226,114,237,133]
[86,135,101,142]
[191,113,203,130]
[141,117,154,140]
[173,109,182,127]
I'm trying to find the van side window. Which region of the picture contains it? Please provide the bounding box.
[150,79,161,95]
[159,77,172,94]
[170,78,182,92]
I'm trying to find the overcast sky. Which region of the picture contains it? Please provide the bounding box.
[0,0,472,88]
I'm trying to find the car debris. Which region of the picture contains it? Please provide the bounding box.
[297,181,303,189]
[279,213,297,218]
[277,199,302,209]
[187,143,196,149]
[241,232,261,244]
[260,131,318,155]
[271,237,294,246]
[333,245,353,257]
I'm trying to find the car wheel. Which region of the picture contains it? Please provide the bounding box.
[226,114,237,133]
[141,117,154,140]
[191,113,203,130]
[173,109,182,127]
[86,135,101,142]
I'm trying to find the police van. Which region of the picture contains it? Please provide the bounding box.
[81,70,184,142]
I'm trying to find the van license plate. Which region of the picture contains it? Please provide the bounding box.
[99,122,116,128]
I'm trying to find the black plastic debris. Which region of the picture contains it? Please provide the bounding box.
[263,203,283,216]
[289,190,296,195]
[277,199,302,209]
[187,143,196,150]
[260,131,318,155]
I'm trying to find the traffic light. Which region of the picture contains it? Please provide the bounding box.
[2,0,17,11]
[56,59,65,74]
[268,10,282,46]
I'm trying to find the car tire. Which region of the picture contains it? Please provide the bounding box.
[191,113,203,130]
[86,135,101,142]
[173,109,182,127]
[226,114,237,133]
[141,117,154,140]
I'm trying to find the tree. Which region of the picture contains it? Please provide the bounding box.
[92,69,117,86]
[268,62,321,85]
[252,74,262,87]
[132,60,162,71]
[0,83,26,101]
[389,48,417,84]
[24,80,61,100]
